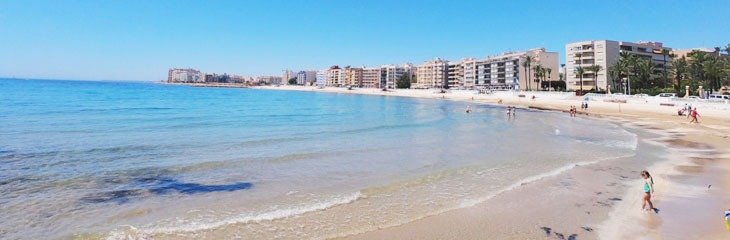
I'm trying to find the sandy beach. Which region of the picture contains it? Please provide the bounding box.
[256,85,730,240]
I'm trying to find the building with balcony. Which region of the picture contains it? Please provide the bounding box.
[326,66,345,87]
[362,67,382,88]
[565,40,672,91]
[296,71,317,86]
[343,67,363,87]
[459,48,558,90]
[167,68,203,83]
[416,58,449,89]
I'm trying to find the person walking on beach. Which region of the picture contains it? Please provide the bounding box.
[689,108,700,124]
[641,170,656,213]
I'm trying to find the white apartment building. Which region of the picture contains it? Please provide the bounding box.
[167,68,203,83]
[565,40,672,91]
[416,58,449,89]
[296,71,317,86]
[316,69,327,87]
[381,63,415,89]
[461,48,559,90]
[326,66,345,87]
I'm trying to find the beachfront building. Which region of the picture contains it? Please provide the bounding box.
[167,68,203,83]
[565,40,672,91]
[672,47,721,59]
[461,48,559,91]
[296,71,317,86]
[447,60,465,89]
[362,67,382,88]
[282,70,296,85]
[380,63,415,89]
[415,58,449,89]
[326,66,345,87]
[256,76,282,85]
[316,69,327,87]
[344,67,364,87]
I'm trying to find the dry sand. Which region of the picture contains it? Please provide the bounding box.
[256,86,730,240]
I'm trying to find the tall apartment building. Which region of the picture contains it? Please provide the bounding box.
[565,40,672,91]
[362,67,382,88]
[343,67,364,87]
[461,48,559,90]
[416,58,449,88]
[296,71,317,86]
[316,69,327,87]
[380,64,415,89]
[167,68,203,83]
[447,61,465,89]
[326,66,345,87]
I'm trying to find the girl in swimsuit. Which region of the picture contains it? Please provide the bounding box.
[641,170,655,212]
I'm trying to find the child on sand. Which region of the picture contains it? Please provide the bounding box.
[641,170,657,213]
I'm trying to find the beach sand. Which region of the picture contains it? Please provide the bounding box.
[257,86,730,240]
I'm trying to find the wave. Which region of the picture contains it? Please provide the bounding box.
[105,191,364,239]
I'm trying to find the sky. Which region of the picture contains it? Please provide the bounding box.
[0,0,728,81]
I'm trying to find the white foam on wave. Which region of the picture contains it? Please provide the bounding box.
[457,154,634,209]
[105,191,363,239]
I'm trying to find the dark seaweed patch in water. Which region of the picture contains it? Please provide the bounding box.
[81,177,252,204]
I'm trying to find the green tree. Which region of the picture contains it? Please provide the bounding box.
[574,66,585,93]
[532,64,543,90]
[661,49,670,88]
[288,77,297,85]
[545,68,553,90]
[587,64,603,91]
[522,56,533,91]
[396,74,411,89]
[704,57,723,91]
[671,56,689,94]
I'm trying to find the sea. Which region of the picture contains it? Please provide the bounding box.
[0,79,638,239]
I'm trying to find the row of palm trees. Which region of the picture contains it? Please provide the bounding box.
[521,56,554,91]
[606,43,730,95]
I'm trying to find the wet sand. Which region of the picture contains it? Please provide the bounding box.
[258,86,730,239]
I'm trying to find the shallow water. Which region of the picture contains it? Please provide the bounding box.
[0,79,639,239]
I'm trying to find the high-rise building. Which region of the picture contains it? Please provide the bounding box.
[344,67,363,87]
[461,48,559,91]
[167,68,203,83]
[362,67,382,88]
[565,40,672,91]
[316,69,327,87]
[326,66,345,86]
[296,71,317,86]
[381,64,414,89]
[416,58,449,89]
[447,61,464,89]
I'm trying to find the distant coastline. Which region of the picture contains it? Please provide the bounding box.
[162,82,250,88]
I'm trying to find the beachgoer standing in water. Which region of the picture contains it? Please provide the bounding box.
[465,105,472,113]
[641,170,656,212]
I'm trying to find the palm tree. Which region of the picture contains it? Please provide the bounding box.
[575,66,585,93]
[522,56,533,91]
[622,53,639,94]
[636,58,656,92]
[533,64,543,90]
[588,64,603,91]
[704,57,723,91]
[661,49,670,88]
[671,56,689,95]
[724,43,730,56]
[545,68,552,91]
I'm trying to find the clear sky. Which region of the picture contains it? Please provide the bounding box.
[1,0,728,81]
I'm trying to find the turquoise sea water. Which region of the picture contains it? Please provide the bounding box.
[0,79,638,239]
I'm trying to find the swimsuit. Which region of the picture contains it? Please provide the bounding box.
[644,178,653,193]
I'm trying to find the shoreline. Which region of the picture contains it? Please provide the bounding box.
[254,85,730,239]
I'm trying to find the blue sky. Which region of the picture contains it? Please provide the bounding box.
[1,0,728,81]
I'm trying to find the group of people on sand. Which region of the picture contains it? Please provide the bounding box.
[568,106,578,117]
[678,104,701,123]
